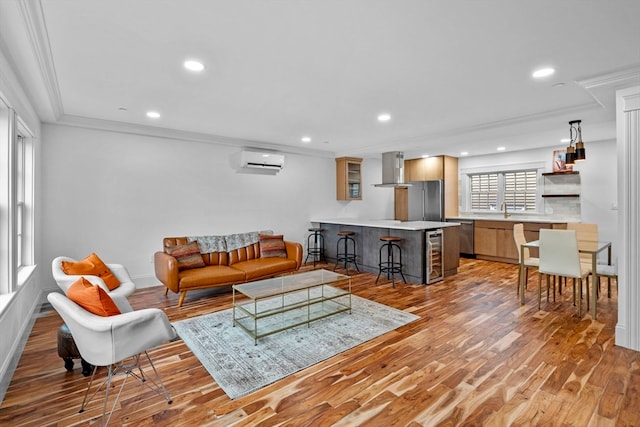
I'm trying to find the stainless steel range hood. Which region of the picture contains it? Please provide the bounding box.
[374,151,411,187]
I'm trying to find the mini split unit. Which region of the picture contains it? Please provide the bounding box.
[237,151,285,171]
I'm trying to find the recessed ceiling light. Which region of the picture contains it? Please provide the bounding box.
[377,113,391,122]
[301,136,311,143]
[184,60,205,72]
[460,151,469,156]
[421,154,429,158]
[497,146,506,151]
[146,111,160,119]
[561,138,571,143]
[532,67,555,78]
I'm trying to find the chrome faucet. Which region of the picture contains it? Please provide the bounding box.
[500,202,511,218]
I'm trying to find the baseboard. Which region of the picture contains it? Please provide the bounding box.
[0,285,44,405]
[133,273,163,289]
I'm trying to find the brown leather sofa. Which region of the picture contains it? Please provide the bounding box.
[154,232,303,307]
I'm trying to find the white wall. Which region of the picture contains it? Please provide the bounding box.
[40,124,394,290]
[458,139,618,258]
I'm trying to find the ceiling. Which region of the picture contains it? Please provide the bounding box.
[0,0,639,159]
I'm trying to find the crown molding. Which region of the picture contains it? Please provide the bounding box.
[576,66,640,109]
[51,114,335,158]
[341,101,602,158]
[577,65,640,90]
[18,0,63,120]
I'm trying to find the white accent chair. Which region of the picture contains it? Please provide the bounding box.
[52,256,136,300]
[538,229,592,316]
[47,292,176,426]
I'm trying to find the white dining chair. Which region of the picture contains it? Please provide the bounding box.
[597,259,618,298]
[538,229,592,316]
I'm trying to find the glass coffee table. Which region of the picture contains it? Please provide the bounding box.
[232,269,351,344]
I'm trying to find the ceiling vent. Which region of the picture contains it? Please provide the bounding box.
[238,151,285,171]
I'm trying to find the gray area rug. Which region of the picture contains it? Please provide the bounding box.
[172,295,420,399]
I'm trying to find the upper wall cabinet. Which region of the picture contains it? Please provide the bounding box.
[404,155,457,182]
[336,157,362,200]
[395,155,459,220]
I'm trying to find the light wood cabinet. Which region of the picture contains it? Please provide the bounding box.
[443,226,460,276]
[473,220,566,263]
[404,155,455,182]
[394,186,409,221]
[394,155,459,220]
[336,157,362,200]
[474,221,519,261]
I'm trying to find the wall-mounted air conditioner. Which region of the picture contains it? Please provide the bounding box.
[239,151,285,171]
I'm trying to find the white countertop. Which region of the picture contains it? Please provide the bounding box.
[311,218,460,231]
[447,215,575,224]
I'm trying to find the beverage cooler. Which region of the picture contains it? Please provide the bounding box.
[425,229,443,284]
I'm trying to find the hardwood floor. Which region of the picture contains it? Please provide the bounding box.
[1,258,638,426]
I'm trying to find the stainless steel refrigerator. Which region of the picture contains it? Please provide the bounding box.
[407,180,445,221]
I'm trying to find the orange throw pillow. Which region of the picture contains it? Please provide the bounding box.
[61,253,121,291]
[67,277,121,316]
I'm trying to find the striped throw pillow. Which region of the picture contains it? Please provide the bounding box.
[259,234,287,258]
[166,241,206,270]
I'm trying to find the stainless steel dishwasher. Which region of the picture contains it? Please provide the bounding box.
[448,219,474,256]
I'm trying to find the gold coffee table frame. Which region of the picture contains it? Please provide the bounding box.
[232,269,352,344]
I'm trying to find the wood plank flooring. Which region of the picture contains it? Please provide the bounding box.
[1,258,639,426]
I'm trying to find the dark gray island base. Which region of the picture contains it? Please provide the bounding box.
[313,219,460,284]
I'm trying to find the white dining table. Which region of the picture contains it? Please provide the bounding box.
[518,240,612,319]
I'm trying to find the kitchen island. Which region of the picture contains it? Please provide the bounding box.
[311,218,460,284]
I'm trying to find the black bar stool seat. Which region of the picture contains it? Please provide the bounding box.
[376,236,407,287]
[304,227,325,267]
[334,230,360,273]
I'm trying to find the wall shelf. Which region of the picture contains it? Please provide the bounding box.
[542,194,580,198]
[542,171,580,176]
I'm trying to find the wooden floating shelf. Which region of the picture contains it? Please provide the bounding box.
[542,171,580,176]
[542,194,580,198]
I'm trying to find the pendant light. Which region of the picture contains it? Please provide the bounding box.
[574,120,586,161]
[566,120,586,165]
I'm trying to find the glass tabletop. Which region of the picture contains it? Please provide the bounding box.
[233,269,349,299]
[522,240,611,254]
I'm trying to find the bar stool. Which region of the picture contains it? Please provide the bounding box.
[304,227,325,267]
[376,236,407,287]
[334,230,359,273]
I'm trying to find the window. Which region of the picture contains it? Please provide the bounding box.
[0,98,35,296]
[468,169,539,212]
[504,170,537,212]
[470,173,498,210]
[16,132,34,270]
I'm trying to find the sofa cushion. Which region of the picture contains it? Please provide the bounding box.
[166,241,206,271]
[259,234,287,258]
[67,277,121,316]
[61,252,121,291]
[232,258,298,281]
[178,265,246,289]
